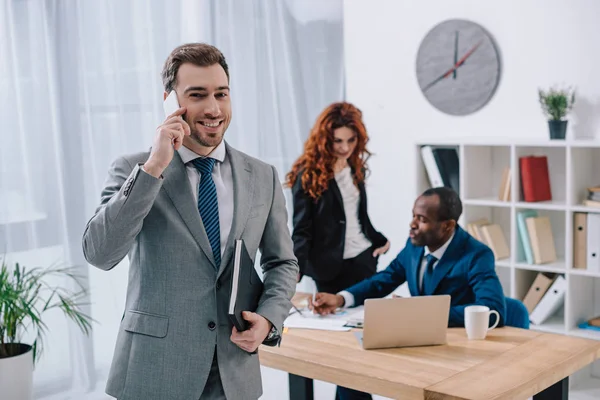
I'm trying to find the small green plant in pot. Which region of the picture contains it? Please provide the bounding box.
[538,85,576,140]
[0,259,94,400]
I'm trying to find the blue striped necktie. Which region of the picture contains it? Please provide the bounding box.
[191,157,220,269]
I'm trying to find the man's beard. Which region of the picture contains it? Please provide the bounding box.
[189,126,223,148]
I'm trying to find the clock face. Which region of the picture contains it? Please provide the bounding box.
[416,19,501,116]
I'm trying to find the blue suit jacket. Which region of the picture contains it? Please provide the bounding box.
[346,226,506,327]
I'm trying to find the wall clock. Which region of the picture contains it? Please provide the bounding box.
[416,19,501,116]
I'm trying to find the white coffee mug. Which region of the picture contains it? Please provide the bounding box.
[464,305,500,340]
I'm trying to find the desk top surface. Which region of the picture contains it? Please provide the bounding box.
[259,293,600,400]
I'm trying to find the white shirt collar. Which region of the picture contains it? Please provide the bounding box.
[424,231,455,261]
[177,140,226,164]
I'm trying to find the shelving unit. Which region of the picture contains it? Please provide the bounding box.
[416,139,600,398]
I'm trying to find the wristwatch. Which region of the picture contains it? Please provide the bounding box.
[266,325,279,341]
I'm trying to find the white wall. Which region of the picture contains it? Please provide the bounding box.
[344,0,600,271]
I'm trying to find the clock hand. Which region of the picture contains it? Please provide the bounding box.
[453,31,458,79]
[422,39,483,92]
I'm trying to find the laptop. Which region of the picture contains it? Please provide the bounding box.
[354,295,451,350]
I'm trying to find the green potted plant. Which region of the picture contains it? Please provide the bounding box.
[538,85,576,140]
[0,259,93,400]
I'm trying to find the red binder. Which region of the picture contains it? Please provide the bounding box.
[519,156,552,202]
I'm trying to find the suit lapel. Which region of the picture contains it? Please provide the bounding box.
[217,145,254,278]
[329,179,344,209]
[425,228,465,295]
[162,152,216,269]
[408,247,424,296]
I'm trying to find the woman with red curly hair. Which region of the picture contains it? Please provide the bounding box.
[286,102,389,399]
[286,102,390,294]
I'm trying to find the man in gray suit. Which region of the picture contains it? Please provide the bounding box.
[82,43,298,400]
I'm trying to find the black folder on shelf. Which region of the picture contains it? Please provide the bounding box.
[228,239,264,331]
[432,147,460,194]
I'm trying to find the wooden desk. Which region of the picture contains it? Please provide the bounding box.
[259,295,600,400]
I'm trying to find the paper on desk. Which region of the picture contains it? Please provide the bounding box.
[284,315,350,331]
[284,306,365,331]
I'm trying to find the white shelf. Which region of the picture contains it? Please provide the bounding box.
[463,197,511,207]
[571,205,600,214]
[570,328,600,341]
[513,261,566,274]
[530,315,566,334]
[569,269,600,278]
[514,200,567,211]
[415,137,600,147]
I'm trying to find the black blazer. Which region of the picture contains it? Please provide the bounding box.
[291,171,387,282]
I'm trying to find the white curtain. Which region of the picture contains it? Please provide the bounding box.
[0,0,344,398]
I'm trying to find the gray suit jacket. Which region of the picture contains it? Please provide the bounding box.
[82,142,298,400]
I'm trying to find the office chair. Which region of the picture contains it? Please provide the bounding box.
[504,297,529,329]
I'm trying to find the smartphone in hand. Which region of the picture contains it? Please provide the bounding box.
[163,90,180,118]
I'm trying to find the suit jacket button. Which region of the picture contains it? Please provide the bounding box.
[208,321,216,330]
[216,281,221,290]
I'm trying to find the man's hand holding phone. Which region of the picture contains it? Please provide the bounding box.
[143,106,191,178]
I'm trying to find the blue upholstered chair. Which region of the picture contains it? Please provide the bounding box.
[504,297,529,329]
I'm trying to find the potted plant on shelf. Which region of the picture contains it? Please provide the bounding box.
[0,259,93,400]
[538,85,576,140]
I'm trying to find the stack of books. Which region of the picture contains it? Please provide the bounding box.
[516,211,557,265]
[583,186,600,207]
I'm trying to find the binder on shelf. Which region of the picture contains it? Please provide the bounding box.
[529,275,566,325]
[522,272,555,314]
[516,210,538,264]
[228,239,264,331]
[420,145,460,194]
[573,212,587,269]
[525,216,557,264]
[587,213,600,272]
[480,224,510,260]
[519,156,552,202]
[421,145,443,188]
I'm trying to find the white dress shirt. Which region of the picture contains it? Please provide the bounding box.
[339,232,455,308]
[177,141,233,256]
[334,166,372,259]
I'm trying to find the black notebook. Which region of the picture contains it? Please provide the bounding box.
[228,239,264,331]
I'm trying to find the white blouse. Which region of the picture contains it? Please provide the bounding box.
[334,166,372,259]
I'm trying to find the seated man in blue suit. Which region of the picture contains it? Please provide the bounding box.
[311,186,506,329]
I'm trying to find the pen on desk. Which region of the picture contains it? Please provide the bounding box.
[291,304,305,317]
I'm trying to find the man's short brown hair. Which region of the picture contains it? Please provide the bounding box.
[161,43,230,92]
